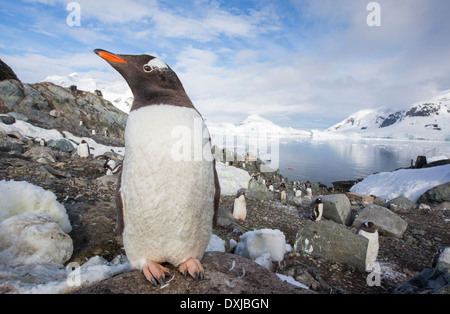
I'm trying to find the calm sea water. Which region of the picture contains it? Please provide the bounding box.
[276,138,450,187]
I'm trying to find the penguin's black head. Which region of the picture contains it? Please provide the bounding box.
[236,188,247,199]
[94,49,194,111]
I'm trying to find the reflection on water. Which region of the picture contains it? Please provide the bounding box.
[278,138,450,187]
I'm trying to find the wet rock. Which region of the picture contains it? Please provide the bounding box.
[352,203,408,238]
[294,220,368,272]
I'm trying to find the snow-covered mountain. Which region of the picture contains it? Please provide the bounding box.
[316,90,450,141]
[44,73,132,113]
[206,114,311,139]
[43,72,449,141]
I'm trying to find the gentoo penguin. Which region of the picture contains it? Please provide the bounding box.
[310,197,323,221]
[95,49,220,286]
[280,190,287,201]
[295,189,302,198]
[77,140,90,158]
[232,190,247,222]
[104,159,121,176]
[357,222,379,272]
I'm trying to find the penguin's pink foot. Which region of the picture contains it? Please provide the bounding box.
[179,258,204,282]
[142,259,172,286]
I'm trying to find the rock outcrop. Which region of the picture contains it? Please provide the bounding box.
[0,80,127,146]
[0,59,20,82]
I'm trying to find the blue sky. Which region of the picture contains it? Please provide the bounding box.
[1,0,450,129]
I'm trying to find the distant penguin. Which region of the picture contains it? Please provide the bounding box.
[280,190,287,201]
[104,159,121,176]
[95,49,220,286]
[357,222,379,272]
[306,187,313,197]
[269,185,274,192]
[77,140,90,158]
[34,138,47,146]
[295,190,302,197]
[310,197,323,221]
[232,190,247,222]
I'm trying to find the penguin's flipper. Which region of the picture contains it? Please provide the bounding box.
[115,171,125,234]
[212,159,221,228]
[179,257,204,282]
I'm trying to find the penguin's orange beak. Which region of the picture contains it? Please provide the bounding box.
[94,49,128,63]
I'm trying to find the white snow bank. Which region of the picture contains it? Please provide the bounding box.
[0,180,71,233]
[0,213,73,266]
[216,161,251,195]
[0,120,125,158]
[235,229,287,263]
[350,164,450,202]
[0,120,64,141]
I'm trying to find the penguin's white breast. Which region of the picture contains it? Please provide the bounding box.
[120,104,215,267]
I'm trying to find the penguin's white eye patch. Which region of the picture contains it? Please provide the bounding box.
[143,58,169,73]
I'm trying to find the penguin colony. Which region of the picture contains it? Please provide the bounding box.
[95,49,220,286]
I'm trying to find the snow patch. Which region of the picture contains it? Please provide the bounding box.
[350,164,450,202]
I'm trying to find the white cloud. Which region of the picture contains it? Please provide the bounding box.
[3,0,450,129]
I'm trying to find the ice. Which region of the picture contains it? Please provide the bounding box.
[0,255,130,294]
[0,213,73,266]
[205,234,226,252]
[276,273,309,290]
[0,180,71,233]
[235,229,287,262]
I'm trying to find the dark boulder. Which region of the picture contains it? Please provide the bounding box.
[0,59,20,82]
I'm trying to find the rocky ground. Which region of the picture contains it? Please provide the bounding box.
[1,133,448,294]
